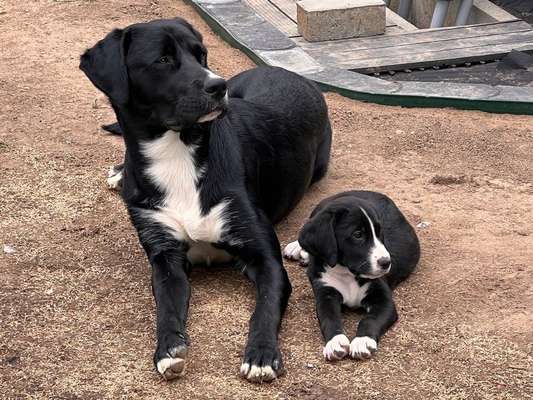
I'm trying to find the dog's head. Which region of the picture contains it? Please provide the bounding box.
[80,18,228,131]
[298,199,391,279]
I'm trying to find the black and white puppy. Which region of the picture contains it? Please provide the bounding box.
[284,191,419,361]
[79,18,332,382]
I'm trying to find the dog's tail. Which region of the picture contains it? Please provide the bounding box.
[101,122,123,136]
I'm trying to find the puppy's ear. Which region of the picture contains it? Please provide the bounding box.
[298,210,338,266]
[80,28,130,105]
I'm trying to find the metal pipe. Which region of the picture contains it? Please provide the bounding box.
[455,0,474,26]
[398,0,412,19]
[430,0,451,28]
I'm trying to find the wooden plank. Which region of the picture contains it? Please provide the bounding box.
[344,42,533,73]
[269,0,297,21]
[295,20,531,52]
[312,31,533,63]
[243,0,298,37]
[386,8,417,32]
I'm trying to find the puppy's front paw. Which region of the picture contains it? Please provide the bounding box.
[323,334,350,361]
[283,241,309,266]
[349,336,377,360]
[240,342,283,383]
[154,340,188,380]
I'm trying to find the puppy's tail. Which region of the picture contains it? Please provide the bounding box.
[101,122,123,136]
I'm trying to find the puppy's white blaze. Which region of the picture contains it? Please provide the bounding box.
[323,334,350,361]
[360,207,390,276]
[349,336,377,359]
[319,265,369,308]
[141,131,230,259]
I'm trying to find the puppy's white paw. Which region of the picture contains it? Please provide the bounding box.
[106,166,123,190]
[156,355,186,380]
[349,336,377,360]
[240,363,277,383]
[323,334,350,361]
[283,241,309,266]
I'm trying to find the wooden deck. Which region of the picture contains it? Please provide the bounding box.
[242,0,533,73]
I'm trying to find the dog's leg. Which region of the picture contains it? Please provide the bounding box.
[236,212,292,383]
[147,247,191,380]
[350,280,397,360]
[312,284,350,361]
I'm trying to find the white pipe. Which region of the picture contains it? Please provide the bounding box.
[398,0,412,18]
[430,0,451,28]
[455,0,474,25]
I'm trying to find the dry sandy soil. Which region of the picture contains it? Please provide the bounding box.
[1,1,532,399]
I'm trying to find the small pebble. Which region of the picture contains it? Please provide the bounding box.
[417,221,431,229]
[306,363,315,369]
[3,244,16,254]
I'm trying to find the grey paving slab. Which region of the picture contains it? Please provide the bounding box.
[199,1,295,50]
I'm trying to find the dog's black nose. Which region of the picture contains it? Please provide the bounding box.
[204,77,227,98]
[377,256,391,269]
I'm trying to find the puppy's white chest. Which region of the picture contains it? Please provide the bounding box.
[319,265,369,308]
[141,131,229,246]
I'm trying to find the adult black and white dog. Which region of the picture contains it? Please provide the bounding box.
[79,18,331,382]
[283,191,419,361]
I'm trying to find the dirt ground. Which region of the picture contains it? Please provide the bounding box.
[1,1,532,399]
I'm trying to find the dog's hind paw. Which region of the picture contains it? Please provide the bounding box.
[283,241,309,266]
[323,334,350,361]
[349,336,377,360]
[106,165,123,191]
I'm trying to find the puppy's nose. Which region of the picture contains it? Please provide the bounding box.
[377,256,391,269]
[204,77,227,98]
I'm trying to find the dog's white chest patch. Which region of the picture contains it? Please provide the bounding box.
[319,265,369,308]
[141,131,231,262]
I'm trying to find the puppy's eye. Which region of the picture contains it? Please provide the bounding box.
[353,230,363,239]
[158,56,171,64]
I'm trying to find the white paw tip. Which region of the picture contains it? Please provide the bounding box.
[157,357,186,380]
[323,334,350,361]
[283,241,308,265]
[106,169,123,190]
[349,336,377,360]
[242,364,277,383]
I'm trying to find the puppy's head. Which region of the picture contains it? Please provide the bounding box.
[298,201,391,279]
[80,18,228,131]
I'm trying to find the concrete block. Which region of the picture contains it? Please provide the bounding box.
[297,0,386,42]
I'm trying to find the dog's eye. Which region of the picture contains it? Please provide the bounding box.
[353,230,363,239]
[158,56,171,64]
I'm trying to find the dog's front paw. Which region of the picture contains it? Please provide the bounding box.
[349,336,377,360]
[323,334,350,361]
[283,241,309,266]
[154,338,188,380]
[240,342,284,383]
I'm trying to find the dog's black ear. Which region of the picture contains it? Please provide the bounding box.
[298,210,338,266]
[79,28,130,105]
